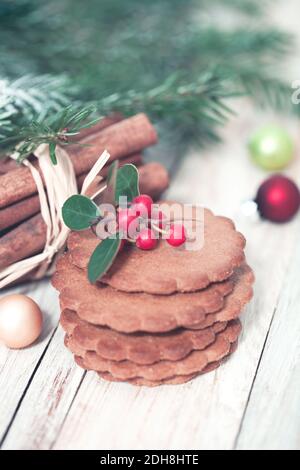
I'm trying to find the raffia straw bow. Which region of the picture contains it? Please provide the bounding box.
[0,146,110,289]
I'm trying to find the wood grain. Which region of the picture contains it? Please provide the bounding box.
[0,280,59,445]
[1,326,84,450]
[2,105,300,449]
[51,106,300,450]
[236,235,300,450]
[0,0,300,451]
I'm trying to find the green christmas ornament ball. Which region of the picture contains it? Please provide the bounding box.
[248,125,294,170]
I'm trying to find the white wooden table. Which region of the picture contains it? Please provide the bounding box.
[1,1,300,451]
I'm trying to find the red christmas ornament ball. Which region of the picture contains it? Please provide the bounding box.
[255,175,300,223]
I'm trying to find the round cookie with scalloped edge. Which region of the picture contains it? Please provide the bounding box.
[61,308,228,365]
[65,320,241,381]
[52,253,234,333]
[67,203,246,294]
[94,341,238,387]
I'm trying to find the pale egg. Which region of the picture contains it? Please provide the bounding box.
[0,294,43,349]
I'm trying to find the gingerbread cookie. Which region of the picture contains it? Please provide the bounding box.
[95,341,238,386]
[77,357,197,386]
[61,308,227,364]
[188,263,254,329]
[96,371,197,386]
[65,320,241,381]
[53,254,234,333]
[67,204,246,294]
[54,255,252,334]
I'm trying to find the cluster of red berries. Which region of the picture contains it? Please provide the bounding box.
[117,194,186,251]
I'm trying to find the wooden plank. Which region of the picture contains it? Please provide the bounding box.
[0,0,299,452]
[51,107,300,450]
[0,280,59,445]
[1,326,84,450]
[235,231,300,450]
[52,212,297,449]
[2,109,300,449]
[0,131,181,448]
[0,146,180,448]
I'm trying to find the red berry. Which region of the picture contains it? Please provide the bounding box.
[150,209,166,229]
[118,209,139,237]
[131,194,153,218]
[136,228,157,250]
[167,223,186,247]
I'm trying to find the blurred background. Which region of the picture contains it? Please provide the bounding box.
[0,0,299,163]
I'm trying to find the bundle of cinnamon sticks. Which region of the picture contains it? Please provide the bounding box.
[0,113,170,280]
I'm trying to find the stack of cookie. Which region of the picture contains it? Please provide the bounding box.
[52,204,254,386]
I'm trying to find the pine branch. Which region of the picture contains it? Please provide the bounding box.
[233,69,297,114]
[0,75,73,121]
[97,74,237,145]
[0,0,297,161]
[0,74,77,158]
[0,72,236,158]
[1,105,98,163]
[210,56,296,115]
[183,28,292,64]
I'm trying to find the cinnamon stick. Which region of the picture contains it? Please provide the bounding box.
[0,158,18,174]
[0,114,126,231]
[0,195,41,232]
[68,113,123,141]
[0,114,123,176]
[0,114,157,209]
[0,213,46,270]
[137,161,169,200]
[0,154,143,231]
[0,162,169,271]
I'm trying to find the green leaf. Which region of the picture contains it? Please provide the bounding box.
[99,159,119,206]
[49,142,57,165]
[62,194,100,230]
[88,235,121,283]
[115,164,139,204]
